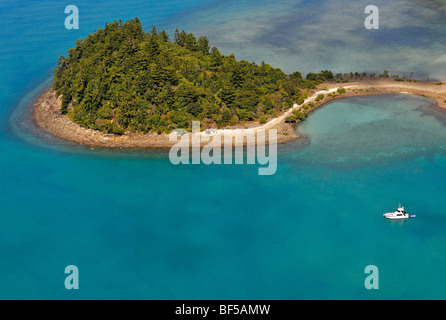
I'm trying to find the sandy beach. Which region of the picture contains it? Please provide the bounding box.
[33,78,446,148]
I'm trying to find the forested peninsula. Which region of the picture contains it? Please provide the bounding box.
[34,18,446,148]
[52,18,326,135]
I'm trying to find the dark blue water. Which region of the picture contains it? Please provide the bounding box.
[1,0,446,299]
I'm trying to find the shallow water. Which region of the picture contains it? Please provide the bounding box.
[1,0,446,299]
[173,0,446,79]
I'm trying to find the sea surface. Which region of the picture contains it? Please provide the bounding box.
[1,0,446,299]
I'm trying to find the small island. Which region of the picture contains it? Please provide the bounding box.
[34,18,446,148]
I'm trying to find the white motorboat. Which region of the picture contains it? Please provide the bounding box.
[383,205,410,220]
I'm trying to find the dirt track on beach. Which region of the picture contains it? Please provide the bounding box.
[33,78,446,149]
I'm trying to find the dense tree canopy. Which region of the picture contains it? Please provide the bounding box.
[53,18,322,134]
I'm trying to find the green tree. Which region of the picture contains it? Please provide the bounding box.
[306,73,319,81]
[319,70,333,80]
[146,35,160,56]
[210,47,223,69]
[285,116,296,123]
[150,25,158,37]
[380,70,389,78]
[159,30,169,42]
[197,36,210,54]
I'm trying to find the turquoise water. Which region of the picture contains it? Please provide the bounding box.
[1,0,446,299]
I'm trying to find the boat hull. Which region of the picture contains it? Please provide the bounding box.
[384,216,409,220]
[383,213,409,220]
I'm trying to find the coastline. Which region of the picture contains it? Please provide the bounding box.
[33,78,446,149]
[33,89,298,149]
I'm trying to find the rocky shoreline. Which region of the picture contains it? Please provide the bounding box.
[33,79,446,149]
[33,89,298,148]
